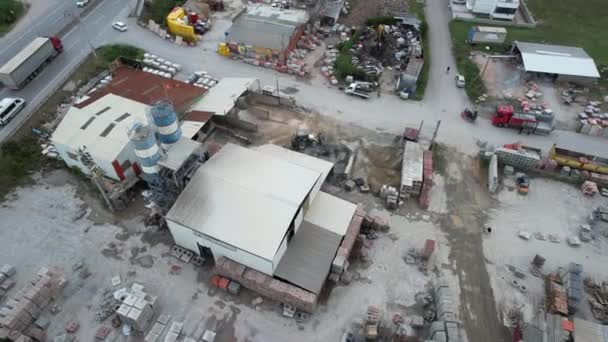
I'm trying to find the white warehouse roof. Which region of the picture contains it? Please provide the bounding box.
[514,41,600,78]
[165,143,322,261]
[189,78,255,116]
[52,93,148,161]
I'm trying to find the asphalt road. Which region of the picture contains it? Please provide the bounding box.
[0,0,132,142]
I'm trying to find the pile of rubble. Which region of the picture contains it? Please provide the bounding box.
[577,100,608,137]
[225,29,322,76]
[584,278,608,321]
[0,267,67,341]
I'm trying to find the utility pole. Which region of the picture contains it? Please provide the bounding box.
[276,75,281,105]
[429,120,441,151]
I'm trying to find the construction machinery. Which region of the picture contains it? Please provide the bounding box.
[460,108,478,122]
[292,128,321,151]
[516,173,529,194]
[0,36,63,89]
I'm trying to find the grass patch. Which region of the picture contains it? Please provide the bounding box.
[449,21,489,100]
[0,136,42,197]
[409,2,429,100]
[365,16,398,27]
[141,0,182,25]
[0,0,26,36]
[431,142,448,174]
[97,44,145,65]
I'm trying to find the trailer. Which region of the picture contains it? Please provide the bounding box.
[0,36,63,90]
[549,144,608,175]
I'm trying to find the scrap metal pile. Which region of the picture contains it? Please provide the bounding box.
[584,278,608,322]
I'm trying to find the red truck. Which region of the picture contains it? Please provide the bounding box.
[491,105,538,130]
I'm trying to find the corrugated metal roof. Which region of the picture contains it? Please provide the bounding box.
[514,41,600,78]
[256,144,334,199]
[51,93,149,161]
[0,37,49,74]
[273,220,342,294]
[573,318,608,342]
[228,17,296,51]
[189,78,255,115]
[74,67,205,111]
[165,143,321,260]
[304,192,356,236]
[180,120,206,140]
[158,138,202,171]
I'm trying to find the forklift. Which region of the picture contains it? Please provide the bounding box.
[516,173,529,195]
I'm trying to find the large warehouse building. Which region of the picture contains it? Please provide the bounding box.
[165,143,357,294]
[512,41,600,85]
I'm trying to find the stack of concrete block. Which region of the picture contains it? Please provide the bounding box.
[328,206,365,281]
[429,321,460,342]
[495,147,541,170]
[400,142,424,198]
[145,315,171,342]
[0,267,65,339]
[435,281,458,322]
[0,264,17,298]
[115,283,156,332]
[214,257,317,313]
[419,150,433,209]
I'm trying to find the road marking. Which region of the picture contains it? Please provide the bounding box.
[0,2,72,54]
[93,15,105,25]
[83,0,107,21]
[66,38,81,51]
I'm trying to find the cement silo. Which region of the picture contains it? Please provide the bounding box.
[149,100,181,148]
[128,123,162,177]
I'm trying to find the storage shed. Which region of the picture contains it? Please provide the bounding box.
[467,26,507,44]
[512,41,600,85]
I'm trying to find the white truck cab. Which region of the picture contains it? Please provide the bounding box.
[0,97,26,126]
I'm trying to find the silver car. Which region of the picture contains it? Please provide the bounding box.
[0,97,26,126]
[455,74,466,88]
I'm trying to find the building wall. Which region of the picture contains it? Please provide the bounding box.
[557,75,597,86]
[273,234,288,271]
[167,220,275,276]
[470,0,498,15]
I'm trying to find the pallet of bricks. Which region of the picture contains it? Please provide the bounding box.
[576,100,608,138]
[419,150,433,209]
[400,141,423,199]
[545,273,568,316]
[0,267,66,341]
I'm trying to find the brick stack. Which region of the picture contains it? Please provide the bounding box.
[418,150,433,210]
[0,267,66,340]
[329,206,365,281]
[214,257,317,313]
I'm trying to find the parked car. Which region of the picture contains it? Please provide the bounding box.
[0,98,26,126]
[112,22,128,32]
[455,74,466,88]
[76,0,89,7]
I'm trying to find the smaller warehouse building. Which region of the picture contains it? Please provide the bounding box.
[51,67,205,181]
[165,143,358,295]
[187,78,255,116]
[227,4,309,60]
[512,41,600,85]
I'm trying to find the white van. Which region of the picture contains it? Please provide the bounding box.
[0,97,26,126]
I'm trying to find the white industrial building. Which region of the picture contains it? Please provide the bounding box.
[466,0,519,20]
[512,41,600,85]
[188,78,256,116]
[52,93,149,181]
[165,143,356,294]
